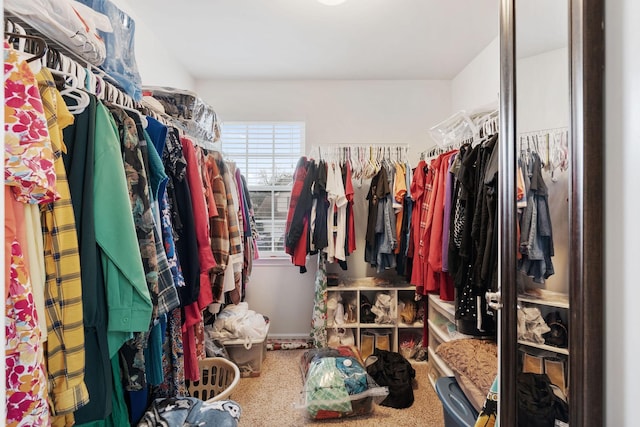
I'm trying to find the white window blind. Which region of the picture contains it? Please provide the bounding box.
[221,122,305,255]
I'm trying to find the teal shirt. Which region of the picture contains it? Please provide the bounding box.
[94,102,152,358]
[76,356,131,427]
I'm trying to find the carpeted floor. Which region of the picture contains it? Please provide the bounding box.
[230,349,445,426]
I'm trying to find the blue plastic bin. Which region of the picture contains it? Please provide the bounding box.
[435,377,479,427]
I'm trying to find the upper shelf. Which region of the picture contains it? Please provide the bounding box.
[518,289,569,309]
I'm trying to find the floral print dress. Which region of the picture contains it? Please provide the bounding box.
[4,41,56,427]
[310,253,328,348]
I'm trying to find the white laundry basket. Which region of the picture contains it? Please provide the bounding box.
[188,357,240,402]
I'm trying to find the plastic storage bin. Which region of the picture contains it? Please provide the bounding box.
[435,377,479,427]
[221,324,269,377]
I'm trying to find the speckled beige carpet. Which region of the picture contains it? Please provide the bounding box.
[230,349,445,426]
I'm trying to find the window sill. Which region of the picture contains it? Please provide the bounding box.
[253,256,294,267]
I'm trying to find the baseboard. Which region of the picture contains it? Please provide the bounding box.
[268,334,312,341]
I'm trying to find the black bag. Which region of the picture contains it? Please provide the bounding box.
[542,311,568,348]
[365,348,415,408]
[360,294,376,323]
[517,372,569,427]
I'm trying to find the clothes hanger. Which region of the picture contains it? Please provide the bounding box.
[37,50,90,114]
[94,73,106,100]
[104,82,149,128]
[357,147,365,179]
[45,47,62,71]
[5,32,48,63]
[64,59,91,113]
[49,68,90,115]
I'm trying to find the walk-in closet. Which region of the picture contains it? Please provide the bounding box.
[5,0,636,426]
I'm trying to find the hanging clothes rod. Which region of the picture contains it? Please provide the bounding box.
[517,126,569,178]
[312,143,410,147]
[309,144,409,162]
[308,144,410,181]
[309,143,409,154]
[429,107,500,149]
[419,139,468,161]
[518,126,568,137]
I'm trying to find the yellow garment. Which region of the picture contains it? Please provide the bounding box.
[24,203,48,341]
[394,162,407,254]
[37,68,89,425]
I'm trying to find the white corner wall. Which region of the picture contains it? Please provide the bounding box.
[195,79,451,337]
[605,0,640,424]
[516,47,569,132]
[451,36,500,113]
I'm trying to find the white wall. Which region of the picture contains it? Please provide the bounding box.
[516,47,569,132]
[110,0,195,90]
[605,0,640,424]
[451,39,570,129]
[516,47,570,297]
[451,36,500,113]
[196,79,450,163]
[195,79,452,337]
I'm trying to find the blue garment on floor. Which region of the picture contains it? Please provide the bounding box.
[138,397,241,427]
[335,357,368,395]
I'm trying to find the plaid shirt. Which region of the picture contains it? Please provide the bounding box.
[37,69,90,424]
[143,129,180,317]
[206,153,229,302]
[154,224,180,316]
[221,160,243,262]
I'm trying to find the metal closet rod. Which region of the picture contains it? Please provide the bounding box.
[310,144,409,161]
[518,126,569,136]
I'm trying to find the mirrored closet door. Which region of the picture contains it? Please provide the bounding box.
[498,0,604,425]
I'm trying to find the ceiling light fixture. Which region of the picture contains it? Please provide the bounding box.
[317,0,347,6]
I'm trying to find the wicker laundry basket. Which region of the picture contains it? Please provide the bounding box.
[188,357,240,402]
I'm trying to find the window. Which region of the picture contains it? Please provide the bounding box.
[221,122,305,256]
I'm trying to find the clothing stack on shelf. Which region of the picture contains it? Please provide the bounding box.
[5,0,144,101]
[4,4,258,426]
[5,0,109,66]
[143,86,222,145]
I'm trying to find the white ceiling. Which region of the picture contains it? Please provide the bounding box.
[124,0,501,81]
[124,0,568,81]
